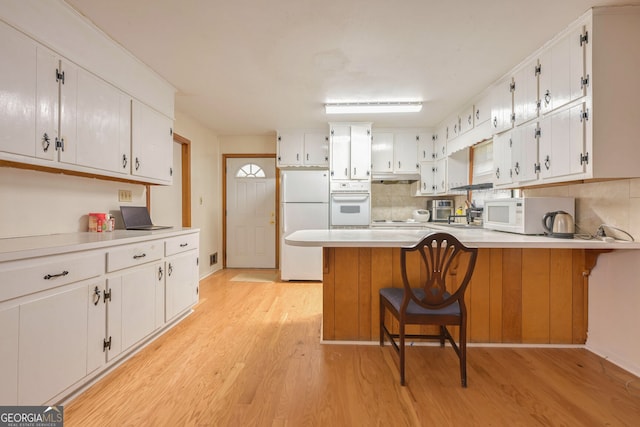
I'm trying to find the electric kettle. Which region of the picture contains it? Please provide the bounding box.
[542,211,575,238]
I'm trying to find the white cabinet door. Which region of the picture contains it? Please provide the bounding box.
[516,121,540,184]
[474,94,492,126]
[132,100,173,183]
[459,105,474,135]
[165,251,199,322]
[18,283,91,404]
[350,125,371,179]
[35,46,60,162]
[0,21,37,157]
[371,132,394,173]
[539,27,585,115]
[0,305,19,405]
[61,65,130,174]
[277,131,304,166]
[513,59,539,126]
[417,132,433,161]
[433,158,447,194]
[330,125,350,180]
[303,133,329,166]
[493,130,513,187]
[393,133,418,173]
[120,263,161,351]
[419,161,435,195]
[433,127,447,160]
[86,282,107,375]
[490,77,514,134]
[538,103,586,181]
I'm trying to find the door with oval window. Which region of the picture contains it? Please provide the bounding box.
[225,157,276,268]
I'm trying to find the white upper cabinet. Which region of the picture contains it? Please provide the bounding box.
[417,132,434,161]
[0,21,38,158]
[277,131,329,167]
[329,123,371,180]
[513,59,540,126]
[492,131,513,187]
[371,132,394,173]
[490,77,514,134]
[458,105,475,135]
[474,93,492,126]
[538,103,586,181]
[277,131,304,166]
[303,133,329,166]
[131,100,174,184]
[59,64,131,175]
[433,126,447,159]
[538,25,585,115]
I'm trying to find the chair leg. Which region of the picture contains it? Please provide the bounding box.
[460,319,467,388]
[399,320,406,386]
[439,325,446,347]
[379,298,385,347]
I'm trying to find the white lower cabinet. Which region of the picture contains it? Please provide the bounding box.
[18,279,105,405]
[0,306,19,405]
[0,230,199,405]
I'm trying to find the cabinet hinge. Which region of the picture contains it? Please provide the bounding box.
[56,69,65,84]
[509,82,516,92]
[534,163,541,173]
[580,152,590,165]
[197,257,199,266]
[103,336,112,352]
[416,135,419,141]
[277,135,282,141]
[104,289,112,302]
[55,137,64,151]
[581,74,590,89]
[580,31,589,46]
[367,129,371,136]
[170,127,173,136]
[330,129,334,136]
[534,64,542,76]
[510,113,516,123]
[580,109,590,122]
[534,127,541,138]
[170,167,173,177]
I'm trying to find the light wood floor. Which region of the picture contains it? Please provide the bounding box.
[65,269,640,426]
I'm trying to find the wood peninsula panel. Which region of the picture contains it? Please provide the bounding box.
[323,247,602,344]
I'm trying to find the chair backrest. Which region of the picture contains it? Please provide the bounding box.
[400,232,478,310]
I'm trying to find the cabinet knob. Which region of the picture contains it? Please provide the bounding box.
[135,157,141,170]
[544,155,550,170]
[122,154,128,169]
[158,266,163,280]
[544,90,551,105]
[93,286,101,306]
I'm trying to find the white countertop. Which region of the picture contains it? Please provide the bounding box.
[285,225,640,249]
[0,228,199,262]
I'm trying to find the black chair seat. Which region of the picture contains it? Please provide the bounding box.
[379,288,460,316]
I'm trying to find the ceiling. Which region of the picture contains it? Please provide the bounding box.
[65,0,640,136]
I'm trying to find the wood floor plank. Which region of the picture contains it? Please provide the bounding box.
[64,268,640,426]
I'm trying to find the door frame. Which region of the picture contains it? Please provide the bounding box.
[146,132,191,227]
[222,153,279,268]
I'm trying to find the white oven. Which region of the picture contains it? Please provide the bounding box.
[329,181,371,227]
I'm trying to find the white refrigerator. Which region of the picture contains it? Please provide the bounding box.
[280,169,329,281]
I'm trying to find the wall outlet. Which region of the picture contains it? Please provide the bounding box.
[210,253,217,265]
[118,190,132,202]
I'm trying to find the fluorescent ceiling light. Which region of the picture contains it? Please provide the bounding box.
[325,102,422,114]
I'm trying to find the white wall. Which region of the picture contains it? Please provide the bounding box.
[173,110,221,279]
[0,167,145,238]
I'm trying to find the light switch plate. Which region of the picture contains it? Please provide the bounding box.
[118,190,132,202]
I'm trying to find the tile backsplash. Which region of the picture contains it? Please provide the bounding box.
[371,178,640,241]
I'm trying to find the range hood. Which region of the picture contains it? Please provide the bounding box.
[449,182,494,191]
[371,172,420,183]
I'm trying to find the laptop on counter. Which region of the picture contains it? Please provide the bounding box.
[120,206,173,230]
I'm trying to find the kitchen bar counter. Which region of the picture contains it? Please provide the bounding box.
[285,225,640,249]
[285,226,638,344]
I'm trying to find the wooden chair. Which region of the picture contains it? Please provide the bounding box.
[379,232,478,386]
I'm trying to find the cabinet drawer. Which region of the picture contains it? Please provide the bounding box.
[0,252,104,303]
[165,233,199,256]
[107,241,163,272]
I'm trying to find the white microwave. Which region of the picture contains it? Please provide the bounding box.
[483,197,575,235]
